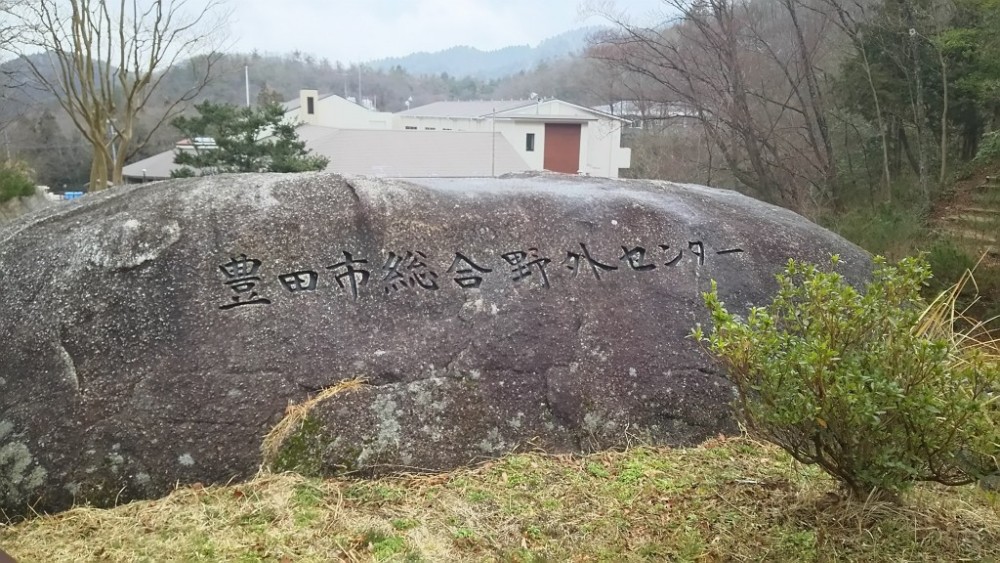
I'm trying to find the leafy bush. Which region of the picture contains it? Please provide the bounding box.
[974,131,1000,164]
[0,162,35,203]
[693,256,1000,499]
[821,205,928,260]
[924,238,975,294]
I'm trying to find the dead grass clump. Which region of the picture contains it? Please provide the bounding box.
[260,377,367,466]
[917,253,1000,358]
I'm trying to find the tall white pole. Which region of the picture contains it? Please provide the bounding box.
[491,108,496,177]
[245,65,250,107]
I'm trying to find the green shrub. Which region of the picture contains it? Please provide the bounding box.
[0,162,35,203]
[821,205,928,259]
[974,131,1000,164]
[693,256,1000,499]
[924,239,976,294]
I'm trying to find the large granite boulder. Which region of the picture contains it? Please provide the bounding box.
[0,172,871,516]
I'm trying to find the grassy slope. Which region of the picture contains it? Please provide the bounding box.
[2,437,998,562]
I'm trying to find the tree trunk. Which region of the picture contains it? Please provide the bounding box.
[891,117,902,175]
[904,3,929,205]
[88,141,110,191]
[899,126,920,176]
[861,47,892,202]
[112,113,135,186]
[938,48,948,186]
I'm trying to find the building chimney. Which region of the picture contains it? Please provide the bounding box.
[299,89,319,124]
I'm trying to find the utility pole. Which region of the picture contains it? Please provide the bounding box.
[245,65,251,108]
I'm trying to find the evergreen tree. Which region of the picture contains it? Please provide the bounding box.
[170,101,329,176]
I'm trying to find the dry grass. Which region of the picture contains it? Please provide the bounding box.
[918,254,1000,358]
[2,436,998,562]
[260,377,367,465]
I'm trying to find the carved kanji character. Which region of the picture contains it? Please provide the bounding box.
[326,251,370,300]
[218,254,271,309]
[447,252,493,289]
[278,270,318,293]
[382,251,440,293]
[563,243,618,280]
[501,248,551,288]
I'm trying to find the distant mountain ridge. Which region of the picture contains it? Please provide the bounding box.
[369,27,600,79]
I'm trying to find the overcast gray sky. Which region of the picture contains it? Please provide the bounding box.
[228,0,666,63]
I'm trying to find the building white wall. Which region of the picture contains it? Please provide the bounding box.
[395,116,480,131]
[498,121,546,170]
[394,116,546,171]
[582,119,631,178]
[513,102,632,177]
[350,98,632,178]
[290,91,394,130]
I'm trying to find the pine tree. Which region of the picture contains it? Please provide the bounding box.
[171,101,329,176]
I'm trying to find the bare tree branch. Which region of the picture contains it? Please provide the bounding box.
[2,0,230,189]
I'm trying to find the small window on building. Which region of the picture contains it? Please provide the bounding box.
[307,96,315,115]
[405,126,417,130]
[526,133,535,152]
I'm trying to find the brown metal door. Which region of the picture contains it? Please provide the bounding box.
[543,123,581,174]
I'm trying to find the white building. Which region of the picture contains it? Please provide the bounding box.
[396,99,631,178]
[288,90,394,130]
[123,90,632,182]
